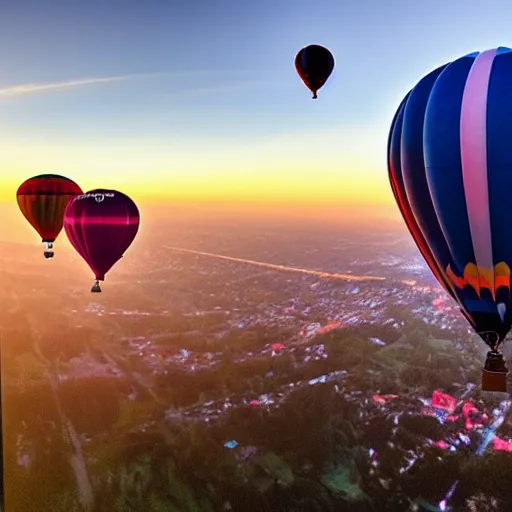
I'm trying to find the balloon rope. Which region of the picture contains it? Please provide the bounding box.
[479,331,500,352]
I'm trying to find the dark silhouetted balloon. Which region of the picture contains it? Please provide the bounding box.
[63,189,140,292]
[295,45,335,99]
[388,47,512,391]
[16,174,83,259]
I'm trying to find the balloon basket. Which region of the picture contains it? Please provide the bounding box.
[91,280,102,293]
[43,241,54,259]
[482,351,508,392]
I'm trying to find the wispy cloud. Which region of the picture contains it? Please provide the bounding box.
[0,69,266,99]
[0,74,151,98]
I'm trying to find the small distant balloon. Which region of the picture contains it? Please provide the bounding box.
[63,189,140,293]
[16,174,83,259]
[295,44,335,99]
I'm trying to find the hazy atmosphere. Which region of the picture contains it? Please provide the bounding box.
[3,1,512,511]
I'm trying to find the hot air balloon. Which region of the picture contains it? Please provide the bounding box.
[63,189,140,292]
[388,46,512,392]
[295,44,334,99]
[16,174,83,258]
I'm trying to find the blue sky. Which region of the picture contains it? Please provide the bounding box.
[2,0,512,208]
[5,0,511,138]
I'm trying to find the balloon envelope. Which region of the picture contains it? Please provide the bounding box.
[16,174,83,243]
[388,47,512,351]
[295,44,334,99]
[64,189,140,282]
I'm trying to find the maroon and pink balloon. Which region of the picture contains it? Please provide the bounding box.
[64,189,140,292]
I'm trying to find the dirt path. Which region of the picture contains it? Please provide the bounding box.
[30,325,94,510]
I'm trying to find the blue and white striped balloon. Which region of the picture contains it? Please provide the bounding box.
[388,47,512,351]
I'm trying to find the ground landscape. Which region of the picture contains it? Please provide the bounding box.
[2,214,512,512]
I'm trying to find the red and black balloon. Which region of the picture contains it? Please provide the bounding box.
[16,174,83,258]
[64,189,140,292]
[295,44,335,99]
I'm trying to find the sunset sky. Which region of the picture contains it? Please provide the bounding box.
[2,0,512,221]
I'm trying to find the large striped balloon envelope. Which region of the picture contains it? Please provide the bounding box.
[388,47,512,391]
[16,174,83,259]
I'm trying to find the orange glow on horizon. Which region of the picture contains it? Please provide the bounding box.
[0,168,394,206]
[0,126,393,208]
